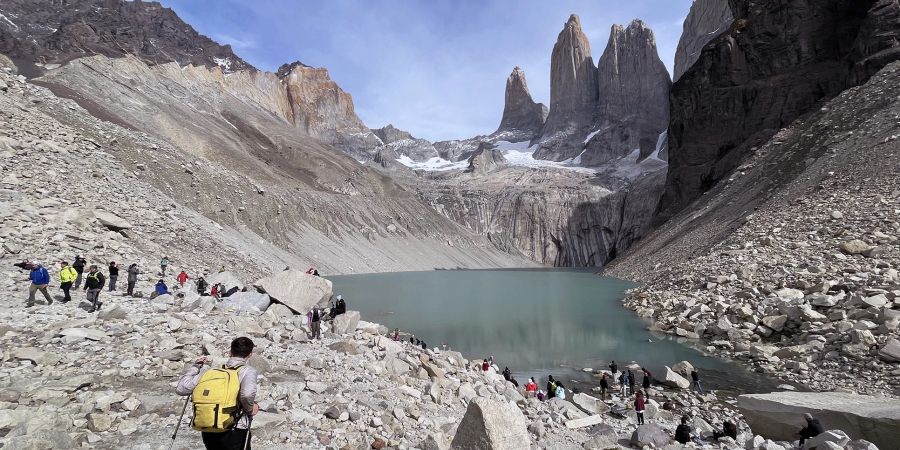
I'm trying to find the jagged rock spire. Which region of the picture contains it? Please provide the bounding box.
[494,66,548,142]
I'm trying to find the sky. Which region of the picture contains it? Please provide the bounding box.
[159,0,694,142]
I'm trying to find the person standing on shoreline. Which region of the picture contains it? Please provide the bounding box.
[634,390,646,425]
[628,370,636,396]
[619,371,629,396]
[546,376,557,400]
[691,369,703,393]
[599,373,610,399]
[641,368,652,395]
[609,360,618,379]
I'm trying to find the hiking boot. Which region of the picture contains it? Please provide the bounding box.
[47,300,53,305]
[96,302,103,310]
[25,303,34,308]
[88,307,96,313]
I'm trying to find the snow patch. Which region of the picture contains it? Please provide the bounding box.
[213,57,233,72]
[583,128,601,144]
[493,141,597,174]
[396,155,468,172]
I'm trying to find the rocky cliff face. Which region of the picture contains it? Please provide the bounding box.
[673,0,734,82]
[0,0,251,75]
[657,0,900,225]
[371,124,439,162]
[465,142,507,174]
[584,20,671,165]
[277,62,384,160]
[533,15,598,161]
[494,67,547,142]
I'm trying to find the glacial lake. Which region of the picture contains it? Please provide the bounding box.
[330,269,778,393]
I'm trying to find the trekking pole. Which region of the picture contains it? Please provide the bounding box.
[169,395,190,450]
[243,415,253,450]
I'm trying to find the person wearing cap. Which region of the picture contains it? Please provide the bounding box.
[58,261,78,303]
[84,265,106,313]
[26,261,53,307]
[72,255,86,289]
[798,413,824,447]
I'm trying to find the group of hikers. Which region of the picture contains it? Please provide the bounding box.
[18,255,248,313]
[306,294,348,340]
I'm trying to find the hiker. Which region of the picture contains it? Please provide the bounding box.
[481,359,490,371]
[211,283,220,299]
[333,295,346,316]
[619,371,629,396]
[712,420,738,440]
[84,265,106,312]
[599,373,610,399]
[675,415,692,444]
[160,256,169,276]
[26,261,53,307]
[642,368,652,393]
[420,340,427,350]
[502,367,512,381]
[691,369,703,393]
[196,276,208,295]
[628,370,636,396]
[609,360,618,378]
[58,261,77,303]
[126,263,139,296]
[488,355,494,366]
[525,378,537,397]
[154,279,169,297]
[310,307,322,339]
[634,390,646,425]
[305,267,320,276]
[175,337,259,450]
[536,390,545,401]
[177,270,189,288]
[546,376,557,399]
[798,413,824,447]
[72,255,86,289]
[108,261,119,291]
[392,328,400,341]
[554,382,566,399]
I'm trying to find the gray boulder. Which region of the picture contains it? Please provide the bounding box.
[877,338,900,362]
[572,392,609,415]
[206,271,244,291]
[630,423,670,447]
[738,392,900,450]
[660,365,690,389]
[253,269,332,314]
[331,310,360,334]
[450,398,530,450]
[218,291,271,314]
[94,210,133,231]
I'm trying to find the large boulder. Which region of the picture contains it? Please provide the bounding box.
[206,271,244,291]
[659,366,690,389]
[253,269,332,314]
[630,423,670,447]
[218,291,271,314]
[572,392,609,415]
[331,310,360,334]
[878,338,900,362]
[738,392,900,450]
[94,210,132,231]
[450,398,530,450]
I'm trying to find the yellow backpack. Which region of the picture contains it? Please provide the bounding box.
[191,366,243,432]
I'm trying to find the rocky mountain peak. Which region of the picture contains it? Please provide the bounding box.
[0,0,252,75]
[371,124,414,144]
[583,18,672,165]
[494,66,547,142]
[275,60,313,79]
[533,13,599,161]
[673,0,734,81]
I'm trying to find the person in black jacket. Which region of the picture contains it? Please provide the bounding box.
[674,415,692,444]
[72,255,86,289]
[798,413,824,447]
[83,265,106,313]
[641,368,652,394]
[108,261,119,291]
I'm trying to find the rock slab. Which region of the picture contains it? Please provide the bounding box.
[449,398,530,450]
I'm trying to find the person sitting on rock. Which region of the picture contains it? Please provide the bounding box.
[334,295,346,316]
[481,359,490,371]
[176,270,189,288]
[392,328,400,341]
[798,413,823,447]
[675,415,692,444]
[84,265,106,312]
[153,279,169,298]
[176,337,259,450]
[713,420,738,440]
[26,261,53,307]
[502,367,512,381]
[525,378,538,397]
[634,390,646,425]
[554,382,566,399]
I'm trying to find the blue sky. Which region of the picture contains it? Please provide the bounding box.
[159,0,693,141]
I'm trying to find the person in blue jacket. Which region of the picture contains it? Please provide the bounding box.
[27,261,53,307]
[154,279,169,297]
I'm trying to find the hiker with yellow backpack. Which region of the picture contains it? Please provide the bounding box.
[174,337,259,450]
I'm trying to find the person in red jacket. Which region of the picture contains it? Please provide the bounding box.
[176,270,189,287]
[634,390,646,425]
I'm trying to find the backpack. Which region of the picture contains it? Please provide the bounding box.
[191,365,243,432]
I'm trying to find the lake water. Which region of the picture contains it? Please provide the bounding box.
[330,269,777,393]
